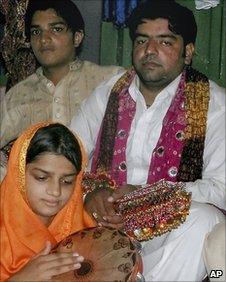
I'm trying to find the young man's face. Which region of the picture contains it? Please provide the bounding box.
[30,8,82,69]
[132,18,194,89]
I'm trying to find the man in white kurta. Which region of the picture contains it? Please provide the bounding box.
[71,72,225,281]
[71,1,225,281]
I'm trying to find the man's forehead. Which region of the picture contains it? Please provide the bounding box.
[135,18,178,36]
[138,18,170,27]
[31,8,66,24]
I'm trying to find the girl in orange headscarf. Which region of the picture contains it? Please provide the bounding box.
[0,122,96,281]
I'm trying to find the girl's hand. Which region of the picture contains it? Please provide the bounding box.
[8,241,84,281]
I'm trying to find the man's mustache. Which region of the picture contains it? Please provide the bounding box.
[142,54,161,65]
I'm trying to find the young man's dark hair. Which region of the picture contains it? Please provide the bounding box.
[128,0,197,47]
[25,0,85,39]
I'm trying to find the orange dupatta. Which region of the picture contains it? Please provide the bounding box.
[0,122,96,281]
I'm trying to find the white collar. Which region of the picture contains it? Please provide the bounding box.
[129,73,183,103]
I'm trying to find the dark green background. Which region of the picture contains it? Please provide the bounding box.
[100,0,226,87]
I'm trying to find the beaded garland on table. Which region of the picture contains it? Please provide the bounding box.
[114,180,192,241]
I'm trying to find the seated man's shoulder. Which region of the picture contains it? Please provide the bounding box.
[6,72,39,97]
[82,60,125,76]
[209,80,225,110]
[88,71,127,105]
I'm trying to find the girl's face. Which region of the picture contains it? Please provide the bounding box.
[25,153,77,226]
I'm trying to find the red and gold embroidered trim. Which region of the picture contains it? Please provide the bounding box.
[18,122,51,200]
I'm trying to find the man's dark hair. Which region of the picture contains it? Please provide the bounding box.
[25,0,85,39]
[26,123,82,173]
[128,0,197,46]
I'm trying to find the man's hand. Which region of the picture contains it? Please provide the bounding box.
[103,184,137,228]
[84,184,137,229]
[84,188,114,222]
[108,184,137,202]
[8,241,84,281]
